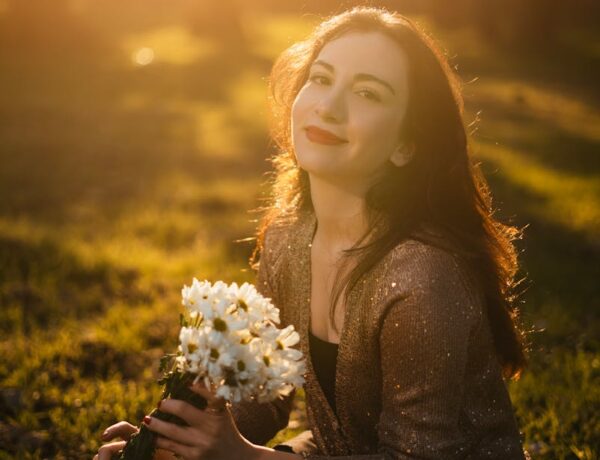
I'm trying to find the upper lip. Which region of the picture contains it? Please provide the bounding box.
[304,125,348,143]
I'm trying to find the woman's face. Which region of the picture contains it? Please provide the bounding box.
[291,31,410,185]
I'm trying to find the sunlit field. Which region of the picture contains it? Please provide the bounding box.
[0,1,598,459]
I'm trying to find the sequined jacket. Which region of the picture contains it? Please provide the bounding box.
[230,210,528,459]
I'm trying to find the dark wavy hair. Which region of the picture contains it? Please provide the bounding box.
[250,6,528,379]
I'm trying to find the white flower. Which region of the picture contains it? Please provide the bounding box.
[234,282,280,324]
[206,298,247,334]
[181,278,213,319]
[175,278,306,404]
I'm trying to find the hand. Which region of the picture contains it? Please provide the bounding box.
[142,381,258,460]
[94,421,177,460]
[94,421,137,460]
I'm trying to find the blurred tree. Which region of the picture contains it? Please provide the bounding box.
[425,0,600,53]
[470,0,560,50]
[186,0,246,53]
[0,0,105,57]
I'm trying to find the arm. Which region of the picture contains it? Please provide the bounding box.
[231,226,296,445]
[230,389,296,445]
[372,250,481,459]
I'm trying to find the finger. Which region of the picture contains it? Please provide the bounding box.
[101,421,138,441]
[155,435,198,458]
[97,440,126,460]
[158,398,209,426]
[142,415,197,446]
[189,380,220,405]
[188,382,227,412]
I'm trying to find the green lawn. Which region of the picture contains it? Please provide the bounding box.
[0,4,598,459]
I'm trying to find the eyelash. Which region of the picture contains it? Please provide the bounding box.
[358,89,381,102]
[309,75,329,85]
[308,75,382,102]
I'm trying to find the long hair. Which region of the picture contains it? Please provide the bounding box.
[251,6,528,379]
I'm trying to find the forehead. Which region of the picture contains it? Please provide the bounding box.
[314,31,408,81]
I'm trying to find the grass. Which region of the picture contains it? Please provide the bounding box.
[0,4,598,459]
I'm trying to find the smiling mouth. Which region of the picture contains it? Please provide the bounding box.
[304,126,348,145]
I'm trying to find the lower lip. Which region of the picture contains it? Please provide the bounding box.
[305,129,347,146]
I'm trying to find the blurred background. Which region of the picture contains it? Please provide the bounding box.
[0,0,598,458]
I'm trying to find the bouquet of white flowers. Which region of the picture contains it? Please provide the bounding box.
[116,278,306,460]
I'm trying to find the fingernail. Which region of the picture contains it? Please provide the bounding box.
[101,430,109,439]
[143,416,152,425]
[157,400,162,410]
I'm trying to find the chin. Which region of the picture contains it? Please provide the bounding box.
[295,153,336,176]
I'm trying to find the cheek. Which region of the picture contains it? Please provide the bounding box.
[351,109,401,153]
[291,86,312,123]
[291,94,309,157]
[345,111,403,174]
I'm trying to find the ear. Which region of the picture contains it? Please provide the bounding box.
[389,142,415,167]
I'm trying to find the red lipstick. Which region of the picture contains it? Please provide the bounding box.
[304,126,348,145]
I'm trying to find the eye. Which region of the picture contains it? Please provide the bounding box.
[356,88,381,102]
[309,74,330,85]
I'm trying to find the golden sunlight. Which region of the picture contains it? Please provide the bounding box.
[133,47,154,66]
[123,26,215,67]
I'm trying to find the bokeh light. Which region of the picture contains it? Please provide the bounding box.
[133,46,154,66]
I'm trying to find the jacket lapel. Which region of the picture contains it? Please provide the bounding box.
[290,210,353,455]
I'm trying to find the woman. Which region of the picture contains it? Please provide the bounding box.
[96,6,530,459]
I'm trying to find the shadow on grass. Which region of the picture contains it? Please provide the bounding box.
[456,40,600,104]
[482,165,599,349]
[0,234,149,334]
[472,97,600,178]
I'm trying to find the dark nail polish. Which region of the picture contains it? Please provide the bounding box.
[143,416,152,425]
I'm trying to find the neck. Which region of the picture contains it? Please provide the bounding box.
[308,174,371,253]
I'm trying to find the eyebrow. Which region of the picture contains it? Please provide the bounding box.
[311,59,397,96]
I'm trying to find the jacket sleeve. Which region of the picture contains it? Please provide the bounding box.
[304,247,484,459]
[230,227,296,445]
[372,248,482,458]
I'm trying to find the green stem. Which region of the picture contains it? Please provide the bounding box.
[114,372,207,460]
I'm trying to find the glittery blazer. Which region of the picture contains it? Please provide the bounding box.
[230,210,528,459]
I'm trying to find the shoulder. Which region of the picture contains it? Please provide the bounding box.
[259,213,307,274]
[375,237,483,329]
[261,217,298,260]
[388,237,467,283]
[262,209,314,257]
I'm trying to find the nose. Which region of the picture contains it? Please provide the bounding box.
[315,89,346,123]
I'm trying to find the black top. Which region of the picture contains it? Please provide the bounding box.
[273,330,340,454]
[309,329,339,415]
